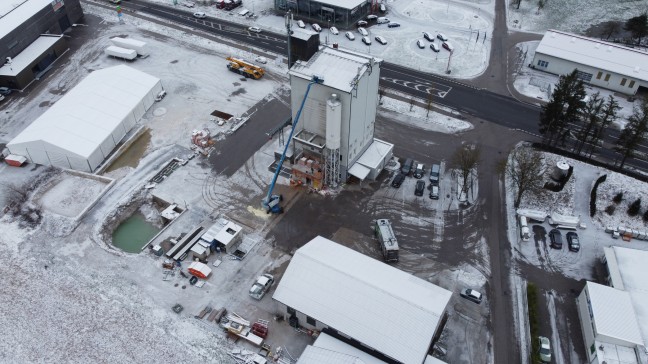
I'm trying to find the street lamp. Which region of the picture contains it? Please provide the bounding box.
[285,10,293,68]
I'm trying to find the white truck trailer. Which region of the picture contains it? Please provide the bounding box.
[104,46,137,60]
[109,37,149,56]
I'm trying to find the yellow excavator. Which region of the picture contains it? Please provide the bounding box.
[225,57,265,80]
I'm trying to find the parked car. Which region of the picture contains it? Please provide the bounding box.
[193,11,206,19]
[392,173,405,188]
[437,33,448,41]
[249,273,274,300]
[379,3,386,12]
[429,164,440,184]
[423,32,434,42]
[189,276,198,285]
[567,232,580,252]
[296,20,305,28]
[362,36,371,45]
[413,163,425,179]
[0,95,5,102]
[357,20,368,27]
[538,336,552,362]
[312,23,322,32]
[182,1,195,7]
[345,31,355,40]
[401,158,414,175]
[387,22,400,28]
[248,26,261,33]
[415,180,425,196]
[549,229,563,249]
[358,27,369,36]
[429,184,439,200]
[255,56,268,64]
[460,288,482,304]
[330,26,339,35]
[0,87,12,95]
[442,42,454,52]
[375,36,387,45]
[416,39,425,49]
[154,90,167,102]
[367,14,378,21]
[376,17,390,24]
[430,43,440,52]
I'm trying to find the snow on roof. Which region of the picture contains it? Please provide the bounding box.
[0,34,63,76]
[289,46,381,93]
[310,0,366,10]
[291,27,317,41]
[347,162,370,180]
[585,282,643,346]
[273,236,452,364]
[308,333,386,364]
[606,246,648,346]
[535,30,648,82]
[424,356,448,364]
[356,138,393,169]
[8,65,161,159]
[0,0,53,40]
[214,221,241,246]
[298,346,363,364]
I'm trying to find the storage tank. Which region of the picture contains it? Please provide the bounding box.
[551,160,569,181]
[326,94,342,149]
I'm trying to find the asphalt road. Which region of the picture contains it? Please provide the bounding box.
[120,0,648,172]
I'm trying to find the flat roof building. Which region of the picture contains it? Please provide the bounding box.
[273,236,452,364]
[275,0,370,29]
[532,30,648,95]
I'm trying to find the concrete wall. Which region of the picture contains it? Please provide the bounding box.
[531,52,646,95]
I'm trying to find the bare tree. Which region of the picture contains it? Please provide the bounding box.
[452,144,481,200]
[506,147,546,208]
[425,92,434,117]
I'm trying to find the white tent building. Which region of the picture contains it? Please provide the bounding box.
[273,236,452,364]
[7,65,162,172]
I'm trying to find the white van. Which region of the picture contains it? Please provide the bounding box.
[238,8,249,16]
[519,215,530,241]
[377,17,389,24]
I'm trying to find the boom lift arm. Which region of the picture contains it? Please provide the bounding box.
[262,75,324,213]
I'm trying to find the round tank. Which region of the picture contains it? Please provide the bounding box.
[551,160,570,180]
[326,94,342,150]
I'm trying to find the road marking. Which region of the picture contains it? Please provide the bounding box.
[381,77,452,98]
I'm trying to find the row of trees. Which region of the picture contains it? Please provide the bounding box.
[539,70,648,168]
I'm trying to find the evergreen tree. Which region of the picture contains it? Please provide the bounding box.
[585,95,619,159]
[539,70,586,146]
[628,198,642,217]
[615,99,648,168]
[574,92,603,155]
[625,13,648,44]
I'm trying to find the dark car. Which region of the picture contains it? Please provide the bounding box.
[413,163,425,179]
[387,22,401,28]
[414,180,425,196]
[391,173,405,188]
[189,276,198,285]
[401,158,414,175]
[549,229,563,249]
[566,232,580,252]
[0,87,11,95]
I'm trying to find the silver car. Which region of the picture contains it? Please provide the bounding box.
[538,336,552,362]
[249,273,274,300]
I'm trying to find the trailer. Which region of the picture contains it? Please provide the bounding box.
[548,212,579,229]
[109,37,149,57]
[105,46,137,60]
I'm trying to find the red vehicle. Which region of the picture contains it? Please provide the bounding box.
[216,0,241,10]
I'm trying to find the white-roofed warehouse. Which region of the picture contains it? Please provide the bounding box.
[273,236,452,364]
[7,65,162,172]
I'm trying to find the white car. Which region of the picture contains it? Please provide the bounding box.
[460,288,482,304]
[193,12,206,19]
[255,56,268,64]
[362,36,371,45]
[248,26,261,33]
[437,33,448,41]
[430,43,440,52]
[538,336,552,362]
[330,26,339,35]
[296,20,305,28]
[182,1,195,7]
[358,27,369,36]
[416,39,425,49]
[312,23,322,32]
[375,36,387,45]
[249,274,274,300]
[345,31,355,40]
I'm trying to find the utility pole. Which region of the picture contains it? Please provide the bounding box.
[445,50,453,74]
[285,10,293,68]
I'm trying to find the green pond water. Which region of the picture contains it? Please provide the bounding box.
[112,212,160,253]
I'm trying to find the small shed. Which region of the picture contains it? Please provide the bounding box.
[214,221,243,253]
[4,154,27,167]
[188,261,212,279]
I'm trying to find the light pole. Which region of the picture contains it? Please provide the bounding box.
[285,10,293,68]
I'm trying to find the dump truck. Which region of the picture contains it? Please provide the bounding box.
[226,57,265,79]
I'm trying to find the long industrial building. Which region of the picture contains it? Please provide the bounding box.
[7,65,163,172]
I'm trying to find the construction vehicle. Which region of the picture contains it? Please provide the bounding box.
[226,57,265,79]
[262,75,324,214]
